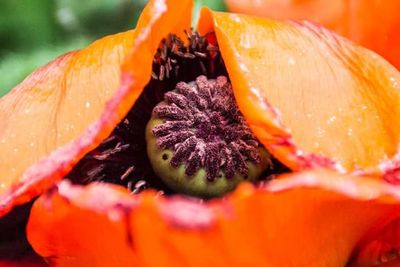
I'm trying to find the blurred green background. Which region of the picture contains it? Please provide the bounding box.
[0,0,226,96]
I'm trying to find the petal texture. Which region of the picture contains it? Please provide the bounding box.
[225,0,400,69]
[198,9,400,175]
[27,170,400,267]
[0,0,192,217]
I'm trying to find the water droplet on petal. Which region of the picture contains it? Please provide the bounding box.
[347,128,353,136]
[327,115,337,124]
[390,77,399,88]
[239,63,249,72]
[240,33,252,49]
[232,14,241,23]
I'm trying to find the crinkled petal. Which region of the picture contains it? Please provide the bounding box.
[225,0,400,69]
[0,0,192,217]
[198,9,400,175]
[27,170,400,266]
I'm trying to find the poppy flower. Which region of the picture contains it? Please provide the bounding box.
[225,0,400,69]
[1,0,400,266]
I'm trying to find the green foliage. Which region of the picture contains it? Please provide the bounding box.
[56,0,147,38]
[0,0,61,56]
[0,38,90,96]
[0,0,227,96]
[193,0,227,26]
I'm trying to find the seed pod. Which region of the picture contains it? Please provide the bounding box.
[146,76,272,198]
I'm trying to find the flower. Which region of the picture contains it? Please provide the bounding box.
[1,0,400,266]
[225,0,400,69]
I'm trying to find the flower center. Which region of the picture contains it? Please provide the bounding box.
[66,30,289,198]
[153,76,259,178]
[145,75,271,197]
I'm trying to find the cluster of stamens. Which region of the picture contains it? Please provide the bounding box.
[66,30,286,197]
[66,31,226,194]
[151,75,262,182]
[151,30,224,82]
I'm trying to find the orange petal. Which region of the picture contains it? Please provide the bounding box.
[349,214,400,266]
[0,0,192,217]
[27,170,400,266]
[198,9,400,176]
[225,0,400,69]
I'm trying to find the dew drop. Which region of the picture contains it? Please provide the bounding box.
[250,87,267,108]
[240,33,252,49]
[347,128,353,136]
[232,14,241,23]
[327,115,337,124]
[65,124,75,132]
[288,57,296,65]
[85,101,91,109]
[239,62,249,72]
[390,77,399,88]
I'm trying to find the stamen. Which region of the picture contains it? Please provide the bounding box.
[66,30,289,198]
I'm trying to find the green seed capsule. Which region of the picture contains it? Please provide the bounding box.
[145,76,272,198]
